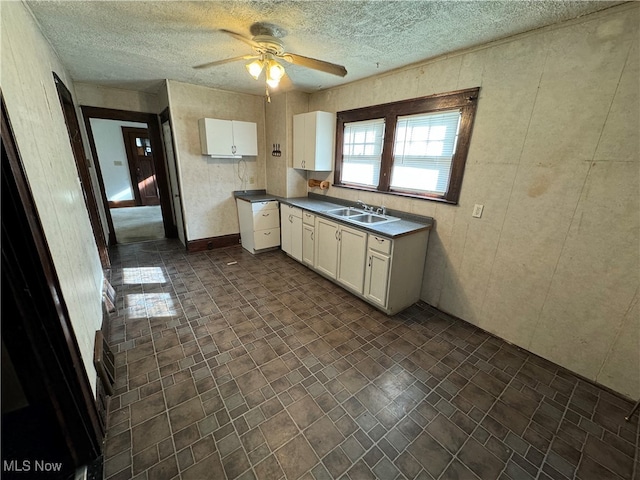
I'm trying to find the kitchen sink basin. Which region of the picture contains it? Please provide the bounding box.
[349,214,391,224]
[326,207,366,217]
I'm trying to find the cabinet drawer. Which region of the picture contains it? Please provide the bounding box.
[252,201,278,214]
[282,204,302,218]
[303,211,315,226]
[368,235,392,255]
[254,228,280,250]
[253,210,280,230]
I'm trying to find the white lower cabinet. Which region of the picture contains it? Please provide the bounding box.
[315,217,367,294]
[336,225,367,294]
[281,205,303,261]
[315,217,339,278]
[281,202,430,315]
[236,199,280,254]
[364,249,391,307]
[302,212,316,267]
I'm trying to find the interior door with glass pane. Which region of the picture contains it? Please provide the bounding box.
[122,127,160,206]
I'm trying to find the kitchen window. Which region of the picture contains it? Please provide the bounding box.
[334,87,479,204]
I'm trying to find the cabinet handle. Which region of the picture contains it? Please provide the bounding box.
[335,231,339,240]
[375,237,384,243]
[262,213,270,216]
[311,232,314,240]
[368,255,372,267]
[264,231,271,236]
[232,145,237,154]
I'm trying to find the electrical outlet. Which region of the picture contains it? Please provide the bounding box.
[472,204,484,218]
[249,176,255,184]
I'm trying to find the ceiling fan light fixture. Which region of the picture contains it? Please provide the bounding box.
[245,59,264,79]
[267,59,285,81]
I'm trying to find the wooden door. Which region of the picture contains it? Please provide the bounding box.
[53,74,109,267]
[160,111,186,245]
[122,127,160,206]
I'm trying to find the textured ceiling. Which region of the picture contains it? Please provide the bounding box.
[26,1,622,96]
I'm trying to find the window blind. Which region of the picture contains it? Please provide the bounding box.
[341,119,385,187]
[391,110,461,194]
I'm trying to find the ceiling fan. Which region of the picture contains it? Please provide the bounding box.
[194,22,347,97]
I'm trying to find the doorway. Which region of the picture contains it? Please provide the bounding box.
[81,107,178,245]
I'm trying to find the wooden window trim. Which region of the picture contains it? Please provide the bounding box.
[334,87,480,204]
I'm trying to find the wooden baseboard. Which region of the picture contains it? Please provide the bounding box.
[108,200,136,208]
[187,234,240,253]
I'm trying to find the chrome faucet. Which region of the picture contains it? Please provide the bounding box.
[356,200,370,211]
[376,206,387,215]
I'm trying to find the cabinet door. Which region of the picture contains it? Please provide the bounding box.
[315,217,339,279]
[302,112,317,169]
[232,120,258,156]
[199,118,233,156]
[364,250,390,307]
[280,208,292,254]
[337,225,367,294]
[302,224,315,267]
[292,114,305,169]
[290,215,303,262]
[312,112,335,171]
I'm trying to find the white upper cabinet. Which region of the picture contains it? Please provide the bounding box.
[293,111,335,171]
[198,118,258,157]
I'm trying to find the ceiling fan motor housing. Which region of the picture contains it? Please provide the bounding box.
[252,35,285,56]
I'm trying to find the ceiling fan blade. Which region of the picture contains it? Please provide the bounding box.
[281,53,347,77]
[193,55,258,70]
[220,29,261,49]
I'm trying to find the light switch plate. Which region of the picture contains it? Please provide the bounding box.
[472,204,484,218]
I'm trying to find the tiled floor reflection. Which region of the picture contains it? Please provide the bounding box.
[103,239,639,480]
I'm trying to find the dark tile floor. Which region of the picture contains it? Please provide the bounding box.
[102,239,639,480]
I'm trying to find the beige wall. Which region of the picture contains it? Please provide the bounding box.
[1,3,105,393]
[75,82,161,113]
[307,4,639,398]
[166,80,267,241]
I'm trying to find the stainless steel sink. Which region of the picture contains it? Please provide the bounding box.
[326,207,366,217]
[349,213,391,224]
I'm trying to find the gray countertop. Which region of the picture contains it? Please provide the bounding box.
[234,190,278,203]
[234,190,433,238]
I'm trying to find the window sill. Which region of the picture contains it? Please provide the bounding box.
[332,183,458,205]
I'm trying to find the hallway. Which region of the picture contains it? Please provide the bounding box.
[102,239,639,480]
[110,206,164,244]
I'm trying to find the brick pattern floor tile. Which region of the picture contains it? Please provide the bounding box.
[102,240,640,480]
